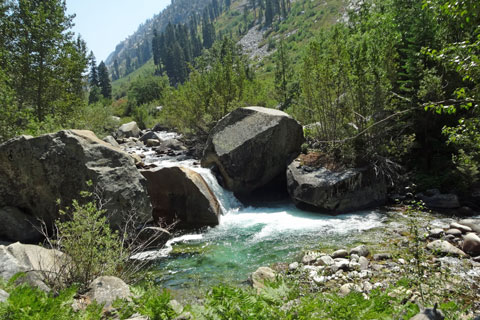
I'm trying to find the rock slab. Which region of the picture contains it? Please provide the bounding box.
[0,130,152,233]
[287,160,386,214]
[201,107,304,196]
[140,166,221,228]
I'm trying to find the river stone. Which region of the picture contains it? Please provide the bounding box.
[350,245,370,257]
[302,251,321,265]
[450,222,472,233]
[331,258,350,272]
[0,289,8,302]
[373,253,391,261]
[116,121,141,139]
[287,159,386,214]
[445,228,462,237]
[458,219,480,234]
[0,130,152,231]
[0,207,42,243]
[332,249,348,259]
[463,233,480,256]
[146,139,161,147]
[250,266,276,290]
[139,131,161,142]
[86,276,132,309]
[317,255,334,266]
[428,228,444,238]
[201,107,304,196]
[427,240,466,257]
[140,166,221,228]
[289,262,299,271]
[358,256,369,271]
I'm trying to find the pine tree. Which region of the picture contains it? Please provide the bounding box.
[88,52,99,87]
[274,39,294,109]
[113,59,120,81]
[98,61,112,99]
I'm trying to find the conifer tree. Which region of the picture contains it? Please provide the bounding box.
[265,0,274,26]
[98,61,112,99]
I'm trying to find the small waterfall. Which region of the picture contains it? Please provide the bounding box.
[128,131,387,287]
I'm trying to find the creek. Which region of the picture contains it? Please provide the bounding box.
[129,132,388,290]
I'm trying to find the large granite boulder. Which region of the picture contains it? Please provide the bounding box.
[0,130,152,235]
[140,166,221,228]
[286,159,386,213]
[201,107,304,196]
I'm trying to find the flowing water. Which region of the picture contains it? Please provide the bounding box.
[129,132,389,289]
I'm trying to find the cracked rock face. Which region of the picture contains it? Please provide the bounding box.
[201,107,304,197]
[0,130,152,237]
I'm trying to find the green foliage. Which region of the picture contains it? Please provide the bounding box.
[53,188,127,291]
[162,36,258,134]
[127,74,169,106]
[0,285,102,320]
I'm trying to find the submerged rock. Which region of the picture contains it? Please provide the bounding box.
[201,107,304,196]
[140,166,221,228]
[0,130,152,234]
[287,160,386,213]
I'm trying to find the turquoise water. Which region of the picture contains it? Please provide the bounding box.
[134,142,387,290]
[152,203,385,289]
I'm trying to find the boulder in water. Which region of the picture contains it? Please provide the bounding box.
[116,121,141,139]
[140,166,221,228]
[0,130,152,233]
[286,159,386,214]
[201,107,304,196]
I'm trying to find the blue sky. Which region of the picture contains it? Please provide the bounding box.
[66,0,170,62]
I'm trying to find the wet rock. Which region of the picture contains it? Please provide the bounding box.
[463,233,480,256]
[116,121,141,139]
[417,189,460,209]
[140,166,221,228]
[202,107,304,196]
[458,219,480,234]
[146,139,161,147]
[332,249,348,259]
[0,130,152,231]
[445,228,462,237]
[287,161,386,214]
[409,306,445,320]
[427,240,466,257]
[86,276,132,309]
[350,245,370,257]
[102,135,120,148]
[450,222,472,233]
[250,267,276,290]
[139,131,162,142]
[0,207,42,243]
